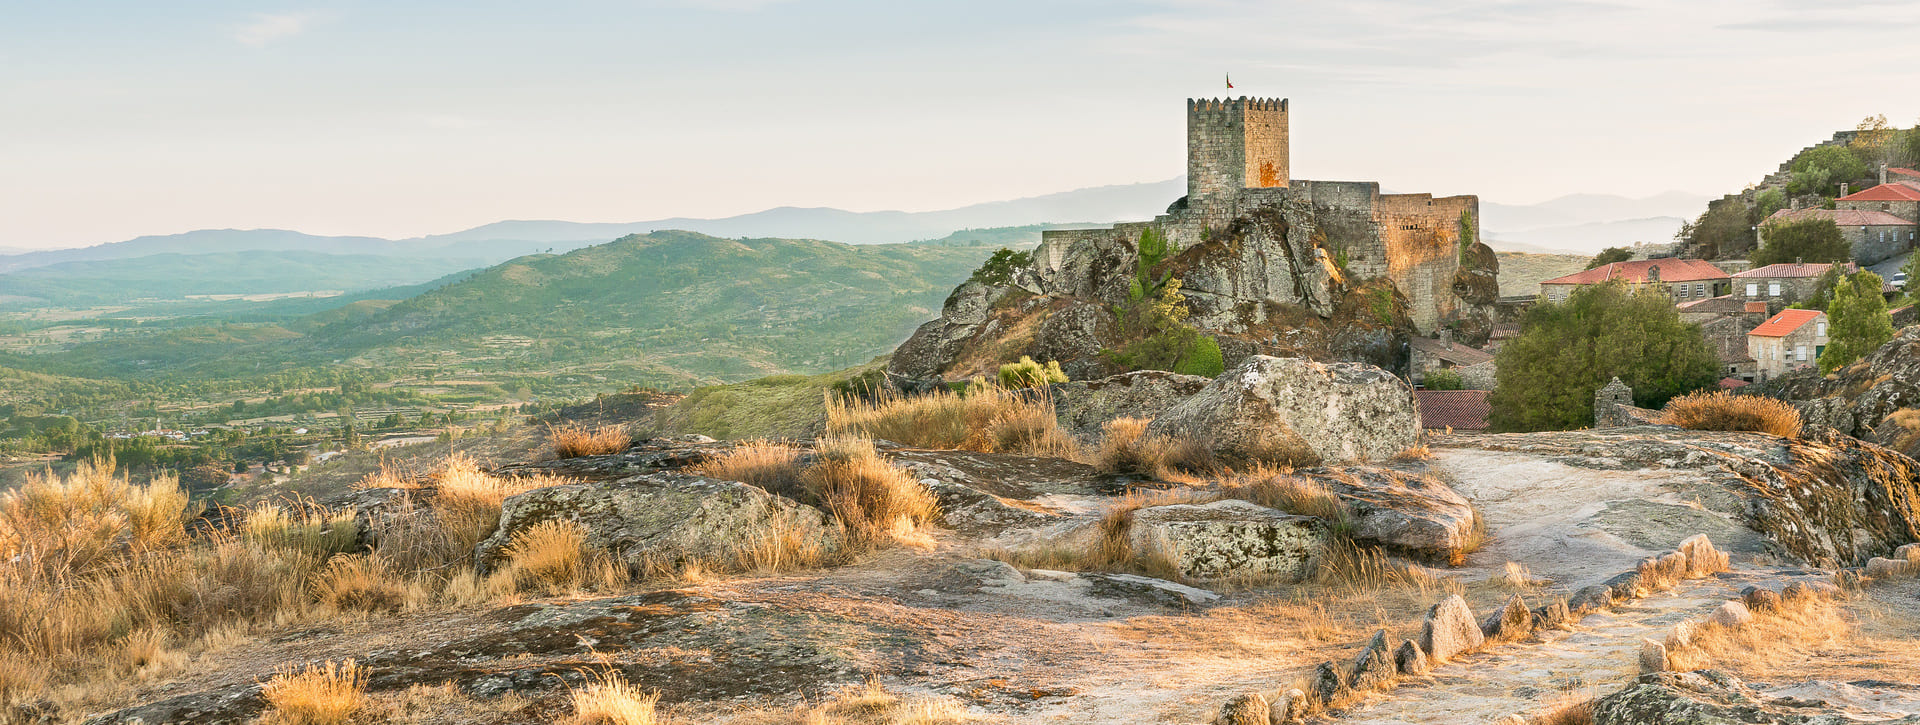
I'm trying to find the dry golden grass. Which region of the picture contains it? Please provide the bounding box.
[1528,696,1595,725]
[1665,595,1850,675]
[259,659,368,725]
[566,670,660,725]
[1393,443,1433,461]
[1218,466,1349,523]
[802,437,938,548]
[1660,390,1802,438]
[1312,538,1452,595]
[1093,417,1215,479]
[310,553,406,613]
[240,501,361,557]
[694,441,806,499]
[549,423,633,459]
[721,679,979,724]
[353,458,424,490]
[376,455,574,573]
[825,384,1075,457]
[502,519,590,592]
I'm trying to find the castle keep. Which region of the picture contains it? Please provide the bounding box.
[1034,97,1488,335]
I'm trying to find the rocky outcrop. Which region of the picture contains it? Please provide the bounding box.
[1593,671,1920,724]
[888,280,1011,380]
[1049,370,1211,442]
[1126,499,1330,582]
[473,472,841,574]
[1028,299,1119,381]
[1758,326,1920,458]
[1445,427,1920,567]
[1145,356,1418,465]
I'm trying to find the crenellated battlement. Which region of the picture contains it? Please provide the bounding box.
[1187,97,1288,113]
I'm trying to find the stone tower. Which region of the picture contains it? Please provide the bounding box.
[1186,97,1290,206]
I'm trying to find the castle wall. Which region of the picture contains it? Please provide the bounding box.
[1375,193,1478,331]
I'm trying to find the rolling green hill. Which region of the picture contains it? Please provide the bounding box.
[8,232,999,399]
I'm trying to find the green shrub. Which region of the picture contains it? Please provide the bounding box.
[1173,335,1224,378]
[997,356,1068,389]
[1423,369,1465,390]
[969,248,1032,287]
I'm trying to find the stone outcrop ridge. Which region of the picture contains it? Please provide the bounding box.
[1593,671,1920,725]
[1145,356,1419,465]
[1126,499,1330,582]
[1448,427,1920,567]
[1048,369,1211,442]
[1214,535,1734,725]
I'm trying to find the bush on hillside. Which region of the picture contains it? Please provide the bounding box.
[1586,246,1631,270]
[1423,369,1465,391]
[1660,391,1802,438]
[968,248,1032,287]
[997,356,1067,389]
[1820,271,1896,374]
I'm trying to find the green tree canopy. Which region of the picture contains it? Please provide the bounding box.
[1787,144,1870,198]
[1818,271,1895,373]
[1794,265,1847,312]
[968,248,1032,287]
[1678,202,1756,259]
[1753,217,1850,267]
[1586,247,1632,270]
[1488,282,1720,432]
[1754,188,1787,219]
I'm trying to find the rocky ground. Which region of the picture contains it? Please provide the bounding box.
[79,424,1920,725]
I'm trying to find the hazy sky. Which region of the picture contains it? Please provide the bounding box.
[4,1,1919,249]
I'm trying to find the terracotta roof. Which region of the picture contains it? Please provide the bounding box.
[1733,262,1852,279]
[1416,390,1490,431]
[1891,168,1920,189]
[1539,258,1730,286]
[1409,336,1494,366]
[1747,309,1823,338]
[1719,378,1750,389]
[1838,183,1920,202]
[1764,207,1913,227]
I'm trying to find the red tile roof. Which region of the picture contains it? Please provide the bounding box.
[1733,262,1851,279]
[1765,207,1913,227]
[1747,309,1823,338]
[1838,183,1920,202]
[1415,390,1490,431]
[1539,258,1730,286]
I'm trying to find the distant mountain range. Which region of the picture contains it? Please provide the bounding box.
[2,180,1708,275]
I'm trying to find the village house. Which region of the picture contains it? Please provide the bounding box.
[1729,262,1853,313]
[1891,167,1920,191]
[1538,258,1730,304]
[1747,308,1829,381]
[1409,331,1495,389]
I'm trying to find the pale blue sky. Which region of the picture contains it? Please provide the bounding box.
[4,1,1919,248]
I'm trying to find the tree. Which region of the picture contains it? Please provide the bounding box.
[1818,271,1895,373]
[1901,253,1920,305]
[1752,217,1850,267]
[1754,188,1786,219]
[1850,115,1896,168]
[1678,202,1755,259]
[1787,144,1869,198]
[1423,368,1465,390]
[1488,282,1719,432]
[968,248,1032,287]
[1586,247,1632,270]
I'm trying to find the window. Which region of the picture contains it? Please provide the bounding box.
[1817,321,1827,337]
[1769,282,1781,297]
[1746,283,1758,297]
[1695,282,1705,297]
[1796,344,1807,362]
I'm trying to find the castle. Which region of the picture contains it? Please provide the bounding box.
[1032,97,1489,334]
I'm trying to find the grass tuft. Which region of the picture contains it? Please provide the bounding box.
[566,670,659,725]
[801,437,938,548]
[259,659,368,725]
[1660,390,1802,438]
[502,519,589,592]
[694,441,807,500]
[825,384,1075,457]
[549,423,633,459]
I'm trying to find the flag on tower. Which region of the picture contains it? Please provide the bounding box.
[1226,73,1233,89]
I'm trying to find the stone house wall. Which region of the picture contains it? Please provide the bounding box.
[1837,198,1920,224]
[1733,274,1824,311]
[1838,223,1915,266]
[1750,319,1829,381]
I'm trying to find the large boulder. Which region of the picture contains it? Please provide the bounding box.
[1760,326,1920,458]
[474,472,841,574]
[1305,466,1479,561]
[1050,370,1211,442]
[1028,298,1119,381]
[1145,356,1419,465]
[1126,499,1330,582]
[1592,671,1920,724]
[887,280,1008,380]
[1418,594,1484,663]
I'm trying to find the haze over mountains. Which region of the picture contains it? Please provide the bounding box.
[0,180,1708,279]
